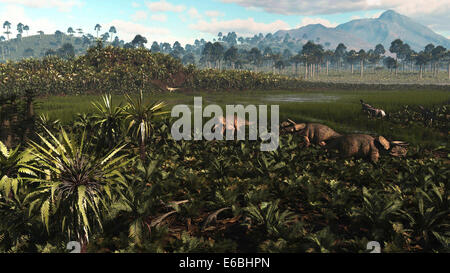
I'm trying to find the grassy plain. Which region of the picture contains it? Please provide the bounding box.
[36,88,450,147]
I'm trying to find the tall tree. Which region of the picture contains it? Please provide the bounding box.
[374,44,386,56]
[23,25,29,36]
[131,34,147,48]
[323,50,334,76]
[3,21,11,40]
[224,46,238,69]
[445,50,450,79]
[415,51,428,79]
[101,32,110,42]
[201,42,214,68]
[94,24,102,38]
[150,41,161,52]
[358,49,367,78]
[212,42,224,69]
[389,39,404,75]
[334,43,347,71]
[384,56,397,74]
[37,31,44,41]
[67,27,75,37]
[249,47,262,71]
[345,50,358,74]
[109,26,117,42]
[431,46,446,77]
[54,30,63,44]
[17,23,24,41]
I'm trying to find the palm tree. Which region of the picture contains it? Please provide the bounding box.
[17,23,24,40]
[23,25,29,36]
[124,91,168,161]
[108,26,117,43]
[3,21,11,40]
[26,128,129,252]
[67,27,75,37]
[94,24,101,38]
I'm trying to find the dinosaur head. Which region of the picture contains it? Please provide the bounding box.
[375,136,390,150]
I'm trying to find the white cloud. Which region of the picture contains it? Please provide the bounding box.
[151,14,168,22]
[220,0,446,16]
[297,17,338,28]
[132,2,140,8]
[205,10,225,18]
[190,18,290,36]
[220,0,450,30]
[0,5,58,36]
[131,11,148,21]
[106,19,170,43]
[188,7,202,19]
[105,20,194,46]
[146,0,185,13]
[0,0,82,12]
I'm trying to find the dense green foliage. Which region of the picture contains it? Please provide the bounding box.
[0,43,449,253]
[0,93,449,253]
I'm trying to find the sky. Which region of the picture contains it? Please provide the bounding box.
[0,0,449,46]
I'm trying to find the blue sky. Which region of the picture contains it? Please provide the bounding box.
[0,0,449,46]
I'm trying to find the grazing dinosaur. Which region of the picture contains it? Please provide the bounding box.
[281,119,341,146]
[360,100,386,118]
[214,115,252,135]
[167,87,179,93]
[326,134,390,163]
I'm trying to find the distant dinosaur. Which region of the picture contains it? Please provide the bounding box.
[167,87,179,93]
[360,99,386,118]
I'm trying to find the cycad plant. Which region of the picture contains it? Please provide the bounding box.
[91,94,125,151]
[25,128,130,252]
[124,90,168,161]
[0,141,37,200]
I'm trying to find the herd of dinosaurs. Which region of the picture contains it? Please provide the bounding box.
[279,100,408,162]
[280,119,407,163]
[215,100,409,163]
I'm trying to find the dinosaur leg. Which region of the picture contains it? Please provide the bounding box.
[304,136,311,147]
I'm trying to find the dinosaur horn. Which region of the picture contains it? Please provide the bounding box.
[287,119,297,125]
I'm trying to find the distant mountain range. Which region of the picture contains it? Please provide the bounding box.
[274,10,450,51]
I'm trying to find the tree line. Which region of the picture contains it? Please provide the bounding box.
[1,21,450,79]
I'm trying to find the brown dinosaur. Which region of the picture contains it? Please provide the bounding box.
[281,120,341,146]
[326,134,390,162]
